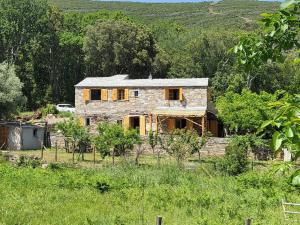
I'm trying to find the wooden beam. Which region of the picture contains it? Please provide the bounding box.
[149,114,153,131]
[201,114,207,136]
[185,117,202,128]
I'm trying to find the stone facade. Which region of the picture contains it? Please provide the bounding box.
[75,86,208,133]
[75,87,207,118]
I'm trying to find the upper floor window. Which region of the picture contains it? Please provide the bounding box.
[134,90,139,97]
[91,89,101,100]
[165,88,183,101]
[118,89,125,100]
[169,89,179,100]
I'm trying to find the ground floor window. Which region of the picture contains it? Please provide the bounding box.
[85,118,91,126]
[130,116,140,130]
[175,118,186,129]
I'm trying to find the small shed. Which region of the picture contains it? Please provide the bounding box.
[0,121,45,150]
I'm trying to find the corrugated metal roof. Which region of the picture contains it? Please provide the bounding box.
[75,74,208,88]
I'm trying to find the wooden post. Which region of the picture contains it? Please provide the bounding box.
[245,218,252,225]
[41,146,44,159]
[156,216,162,225]
[155,115,159,133]
[201,114,207,136]
[93,146,96,164]
[55,142,58,162]
[149,114,153,131]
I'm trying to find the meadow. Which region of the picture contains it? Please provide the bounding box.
[0,153,299,225]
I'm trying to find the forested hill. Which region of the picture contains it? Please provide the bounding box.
[49,0,279,29]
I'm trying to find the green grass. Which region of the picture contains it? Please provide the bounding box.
[0,155,299,225]
[49,0,279,29]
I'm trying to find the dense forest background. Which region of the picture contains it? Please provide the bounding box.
[0,0,299,110]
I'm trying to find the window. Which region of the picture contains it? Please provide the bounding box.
[175,119,186,129]
[118,89,125,100]
[117,120,122,125]
[169,89,179,100]
[33,128,38,137]
[134,90,139,98]
[90,89,101,100]
[85,118,91,126]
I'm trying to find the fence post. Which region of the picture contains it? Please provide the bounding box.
[93,146,96,164]
[55,142,58,162]
[245,218,252,225]
[156,216,162,225]
[41,146,44,159]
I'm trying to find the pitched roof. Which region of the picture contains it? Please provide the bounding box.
[75,74,208,88]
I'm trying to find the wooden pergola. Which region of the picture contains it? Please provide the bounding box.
[149,108,207,136]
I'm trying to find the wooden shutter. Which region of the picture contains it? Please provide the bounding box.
[124,89,129,101]
[112,89,118,101]
[187,120,193,130]
[164,88,169,100]
[79,117,85,126]
[167,118,175,132]
[179,88,183,101]
[83,89,90,102]
[139,116,146,136]
[101,89,108,101]
[123,116,130,131]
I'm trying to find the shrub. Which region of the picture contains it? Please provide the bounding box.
[41,104,58,117]
[218,136,250,175]
[16,155,42,168]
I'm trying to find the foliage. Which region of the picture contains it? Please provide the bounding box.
[259,93,300,159]
[0,62,25,119]
[84,20,157,78]
[148,129,158,154]
[162,129,198,165]
[41,104,58,117]
[56,118,90,147]
[218,136,251,176]
[216,89,276,134]
[94,122,140,161]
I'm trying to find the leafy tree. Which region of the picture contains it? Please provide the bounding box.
[0,62,25,119]
[94,122,140,164]
[216,89,276,134]
[259,93,300,159]
[56,119,90,161]
[84,20,157,78]
[162,129,196,166]
[0,0,62,108]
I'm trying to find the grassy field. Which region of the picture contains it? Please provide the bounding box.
[49,0,279,29]
[0,152,299,225]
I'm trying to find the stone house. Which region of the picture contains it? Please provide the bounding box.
[75,74,219,136]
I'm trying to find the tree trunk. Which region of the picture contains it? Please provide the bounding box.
[197,150,201,161]
[112,149,115,165]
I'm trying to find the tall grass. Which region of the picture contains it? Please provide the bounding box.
[0,160,298,225]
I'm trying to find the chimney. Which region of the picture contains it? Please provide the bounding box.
[148,73,153,79]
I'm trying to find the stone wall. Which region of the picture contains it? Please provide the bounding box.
[75,86,208,131]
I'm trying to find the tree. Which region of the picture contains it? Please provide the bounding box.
[84,20,157,78]
[259,93,300,159]
[0,0,62,108]
[216,89,276,135]
[162,129,196,166]
[94,122,140,164]
[56,119,90,162]
[0,62,25,119]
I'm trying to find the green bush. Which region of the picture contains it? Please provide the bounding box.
[41,104,58,117]
[218,136,250,176]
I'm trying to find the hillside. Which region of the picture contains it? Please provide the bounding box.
[49,0,279,29]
